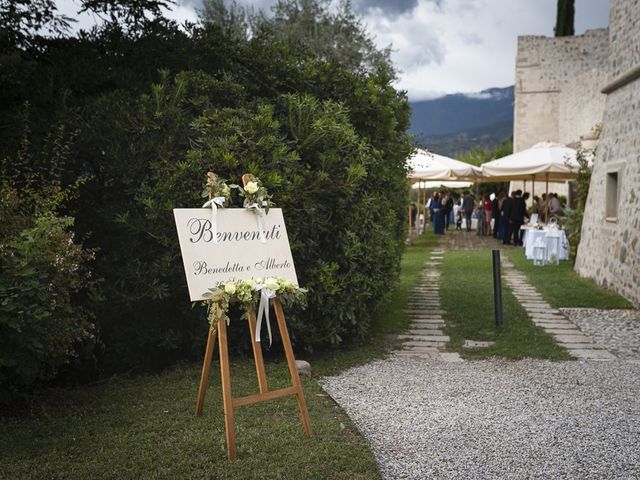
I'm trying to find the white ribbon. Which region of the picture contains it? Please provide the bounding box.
[255,287,276,346]
[247,202,267,243]
[202,196,226,244]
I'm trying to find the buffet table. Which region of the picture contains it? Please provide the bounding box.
[522,227,570,261]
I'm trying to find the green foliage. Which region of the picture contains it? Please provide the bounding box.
[0,123,94,404]
[0,0,412,387]
[564,146,594,260]
[459,136,512,196]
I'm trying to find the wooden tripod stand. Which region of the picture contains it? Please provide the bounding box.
[194,297,313,460]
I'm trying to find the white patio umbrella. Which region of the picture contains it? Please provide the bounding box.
[480,141,580,221]
[412,181,473,189]
[480,141,578,182]
[406,149,481,235]
[407,149,483,182]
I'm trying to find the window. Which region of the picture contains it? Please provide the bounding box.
[606,171,619,220]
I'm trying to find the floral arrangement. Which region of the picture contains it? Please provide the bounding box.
[202,172,231,202]
[231,174,273,213]
[202,277,307,327]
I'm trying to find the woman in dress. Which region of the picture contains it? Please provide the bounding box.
[483,194,493,236]
[433,193,445,235]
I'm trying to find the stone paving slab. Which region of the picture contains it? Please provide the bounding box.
[501,256,616,361]
[402,340,446,348]
[544,329,583,335]
[397,334,450,342]
[409,324,445,330]
[559,342,606,350]
[439,352,464,362]
[553,334,594,343]
[408,329,444,336]
[531,319,574,325]
[571,349,617,360]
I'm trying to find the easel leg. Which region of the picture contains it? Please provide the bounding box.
[195,326,217,416]
[273,299,313,437]
[247,312,268,394]
[218,319,236,460]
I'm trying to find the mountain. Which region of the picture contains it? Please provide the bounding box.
[409,86,514,156]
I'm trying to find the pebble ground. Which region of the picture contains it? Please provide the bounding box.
[322,231,640,479]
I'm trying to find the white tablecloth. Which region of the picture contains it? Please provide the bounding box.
[523,228,570,261]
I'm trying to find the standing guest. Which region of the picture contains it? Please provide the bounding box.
[502,191,515,245]
[520,192,531,244]
[455,209,463,230]
[433,194,445,235]
[539,193,548,223]
[453,200,462,231]
[531,196,541,218]
[429,192,439,227]
[410,202,418,229]
[496,192,507,239]
[549,193,563,217]
[461,190,475,232]
[510,189,527,246]
[475,202,485,236]
[443,191,454,230]
[483,194,493,236]
[491,193,500,238]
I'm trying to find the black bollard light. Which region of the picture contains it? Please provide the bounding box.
[492,250,503,326]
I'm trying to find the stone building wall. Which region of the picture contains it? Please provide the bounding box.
[575,0,640,307]
[514,29,609,152]
[511,29,609,199]
[558,69,608,144]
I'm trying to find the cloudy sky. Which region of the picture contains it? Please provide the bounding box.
[57,0,610,100]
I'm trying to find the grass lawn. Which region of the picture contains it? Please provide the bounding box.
[504,249,633,309]
[0,361,379,480]
[311,232,439,376]
[440,250,571,360]
[1,233,439,479]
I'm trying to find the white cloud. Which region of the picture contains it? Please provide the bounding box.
[361,0,609,100]
[55,0,609,99]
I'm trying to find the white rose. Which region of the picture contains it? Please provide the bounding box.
[224,281,237,295]
[244,181,259,194]
[264,277,279,291]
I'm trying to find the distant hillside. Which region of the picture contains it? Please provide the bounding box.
[409,86,514,157]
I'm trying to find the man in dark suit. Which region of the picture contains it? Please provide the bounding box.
[502,191,515,245]
[510,189,527,246]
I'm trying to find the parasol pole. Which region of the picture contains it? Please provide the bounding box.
[421,182,426,233]
[531,174,535,212]
[545,173,550,223]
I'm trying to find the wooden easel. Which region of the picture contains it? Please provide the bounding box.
[194,174,312,460]
[194,300,313,460]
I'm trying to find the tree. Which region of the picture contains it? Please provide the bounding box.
[554,0,575,37]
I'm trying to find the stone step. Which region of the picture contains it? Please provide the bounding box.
[521,303,553,309]
[410,324,445,330]
[553,334,594,343]
[558,342,603,350]
[407,329,445,336]
[402,340,447,348]
[397,334,450,342]
[541,329,582,335]
[439,352,464,363]
[570,349,616,361]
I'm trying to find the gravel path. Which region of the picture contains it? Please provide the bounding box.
[561,308,640,360]
[321,357,640,479]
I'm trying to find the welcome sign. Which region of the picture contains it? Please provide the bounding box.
[173,208,299,301]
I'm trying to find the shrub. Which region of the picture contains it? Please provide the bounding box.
[0,126,94,404]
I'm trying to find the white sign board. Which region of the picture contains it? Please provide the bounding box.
[173,208,299,301]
